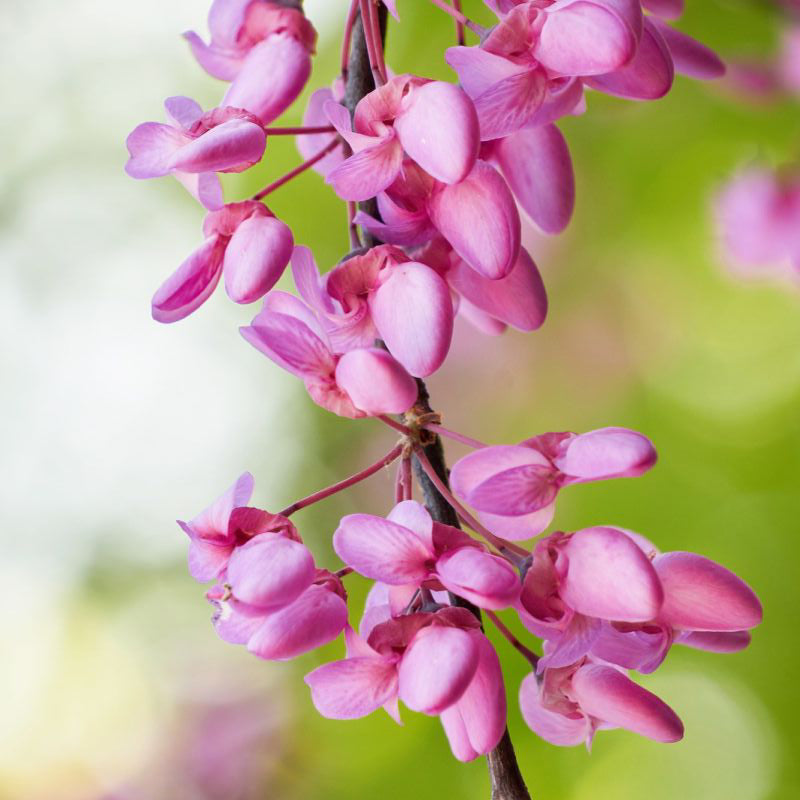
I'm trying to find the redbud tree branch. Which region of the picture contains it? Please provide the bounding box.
[342,7,532,800]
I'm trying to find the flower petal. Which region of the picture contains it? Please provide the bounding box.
[519,672,590,746]
[326,137,404,201]
[334,348,418,415]
[555,427,657,481]
[305,657,398,719]
[168,119,266,174]
[125,121,186,179]
[436,548,521,610]
[651,17,725,80]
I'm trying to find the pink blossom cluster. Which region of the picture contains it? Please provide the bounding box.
[126,0,760,784]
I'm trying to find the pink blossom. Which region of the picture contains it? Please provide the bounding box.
[240,288,418,418]
[305,607,506,760]
[151,201,293,323]
[210,568,348,660]
[296,80,346,178]
[519,659,684,747]
[324,75,480,201]
[450,427,657,539]
[184,0,317,123]
[125,97,266,209]
[334,500,521,610]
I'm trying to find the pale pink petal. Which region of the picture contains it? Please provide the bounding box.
[428,160,521,279]
[449,248,548,331]
[458,298,508,335]
[445,46,529,100]
[151,235,226,323]
[555,427,657,480]
[207,0,252,48]
[326,137,404,201]
[519,672,590,746]
[369,261,454,377]
[185,536,233,583]
[561,527,664,622]
[590,622,671,672]
[222,35,311,124]
[395,81,479,183]
[451,445,551,501]
[247,585,348,660]
[538,614,602,670]
[571,664,684,742]
[223,215,293,303]
[211,596,263,645]
[173,171,225,210]
[654,552,762,631]
[290,245,334,313]
[677,630,751,654]
[387,500,434,547]
[183,472,254,542]
[398,625,479,714]
[168,119,266,174]
[183,31,243,81]
[641,0,684,20]
[467,462,559,515]
[472,70,548,141]
[475,503,556,541]
[125,122,186,179]
[305,657,399,719]
[227,536,315,610]
[492,125,574,234]
[335,348,418,415]
[651,18,725,80]
[333,513,434,584]
[297,88,345,177]
[261,290,328,342]
[436,548,520,610]
[439,706,480,762]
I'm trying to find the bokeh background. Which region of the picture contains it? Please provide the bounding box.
[2,0,799,798]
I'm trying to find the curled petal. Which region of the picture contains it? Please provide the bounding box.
[125,122,186,179]
[388,500,434,547]
[326,137,404,201]
[398,625,479,714]
[467,462,558,516]
[571,664,684,742]
[555,427,657,481]
[164,95,204,129]
[305,657,399,719]
[654,552,762,631]
[519,672,590,746]
[183,31,244,81]
[561,527,664,622]
[247,585,348,660]
[168,119,267,174]
[436,547,520,610]
[651,18,725,80]
[677,630,751,654]
[471,69,548,141]
[335,348,418,415]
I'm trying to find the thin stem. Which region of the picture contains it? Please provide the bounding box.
[335,566,354,579]
[263,125,335,135]
[279,443,403,517]
[377,414,415,436]
[485,610,540,669]
[348,201,363,248]
[366,0,389,84]
[453,0,465,46]
[359,0,385,87]
[413,446,529,558]
[424,423,486,450]
[426,0,485,36]
[341,0,360,77]
[401,455,413,501]
[252,139,341,201]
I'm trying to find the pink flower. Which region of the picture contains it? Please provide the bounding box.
[305,607,506,761]
[450,427,657,539]
[296,81,346,178]
[519,658,684,747]
[714,167,800,281]
[240,288,418,418]
[324,75,480,201]
[184,0,317,124]
[178,471,299,582]
[334,500,521,610]
[151,201,293,323]
[209,568,348,660]
[125,97,266,209]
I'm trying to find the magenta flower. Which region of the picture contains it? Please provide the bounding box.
[324,75,480,201]
[334,500,522,610]
[184,0,317,123]
[209,568,348,660]
[519,658,684,747]
[450,427,657,539]
[305,606,506,761]
[152,200,293,323]
[125,97,266,209]
[240,288,418,418]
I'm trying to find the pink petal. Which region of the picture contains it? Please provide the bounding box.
[585,18,674,100]
[439,706,480,762]
[537,0,641,76]
[467,462,559,516]
[247,585,348,660]
[677,630,751,654]
[436,548,520,610]
[475,504,556,541]
[183,472,254,540]
[641,0,684,20]
[555,427,657,481]
[223,215,293,304]
[333,513,434,584]
[185,537,233,583]
[561,527,664,622]
[472,69,548,141]
[387,500,434,547]
[519,672,590,747]
[651,18,725,80]
[445,45,529,101]
[290,245,334,314]
[590,622,671,673]
[260,289,328,343]
[222,35,311,124]
[369,261,454,377]
[334,348,418,415]
[183,31,244,81]
[428,160,521,280]
[207,0,252,48]
[227,536,315,610]
[654,552,762,631]
[168,119,266,174]
[395,81,479,183]
[571,664,684,742]
[305,657,399,719]
[173,171,224,210]
[164,96,204,130]
[326,137,404,201]
[538,613,602,671]
[297,88,345,177]
[151,235,226,323]
[397,625,479,714]
[125,121,186,179]
[492,125,574,234]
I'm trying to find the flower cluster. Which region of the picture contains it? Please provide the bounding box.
[127,0,760,788]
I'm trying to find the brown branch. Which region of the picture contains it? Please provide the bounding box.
[342,8,532,799]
